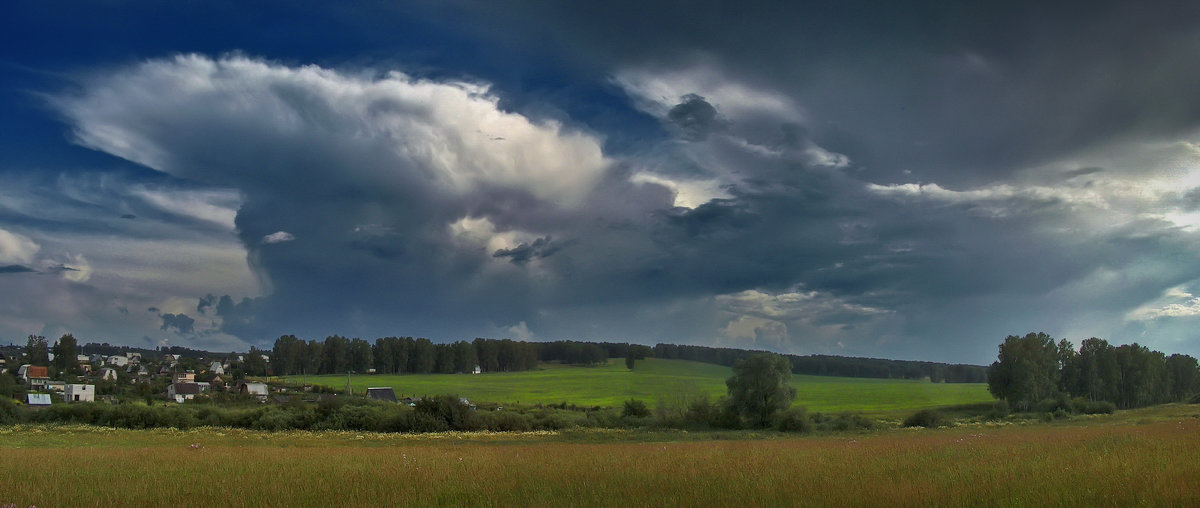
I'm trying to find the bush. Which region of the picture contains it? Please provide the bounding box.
[415,395,477,430]
[903,409,949,428]
[1034,395,1074,414]
[822,413,877,431]
[477,410,534,432]
[710,401,743,429]
[622,399,650,418]
[1072,398,1116,415]
[774,407,813,433]
[684,396,716,427]
[0,397,20,424]
[987,400,1011,420]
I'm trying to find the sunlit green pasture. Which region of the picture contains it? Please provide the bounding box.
[2,405,1198,507]
[283,358,992,414]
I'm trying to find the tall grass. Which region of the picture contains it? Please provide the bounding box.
[2,406,1198,506]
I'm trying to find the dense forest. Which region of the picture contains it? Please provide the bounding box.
[266,335,988,382]
[653,343,988,383]
[987,333,1200,410]
[4,333,990,382]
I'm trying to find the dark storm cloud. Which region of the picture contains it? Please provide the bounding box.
[439,0,1200,184]
[1065,167,1105,179]
[196,294,217,315]
[46,15,1200,363]
[666,94,724,141]
[0,265,36,274]
[159,313,195,334]
[492,236,563,264]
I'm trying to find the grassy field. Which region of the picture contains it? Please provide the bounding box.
[283,358,992,414]
[2,405,1197,506]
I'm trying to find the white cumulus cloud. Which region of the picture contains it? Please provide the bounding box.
[261,231,295,244]
[0,228,40,265]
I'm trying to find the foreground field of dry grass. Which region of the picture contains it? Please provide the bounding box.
[2,405,1198,507]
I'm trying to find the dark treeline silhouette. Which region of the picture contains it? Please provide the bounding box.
[988,333,1200,410]
[269,334,989,381]
[653,343,987,382]
[270,335,543,376]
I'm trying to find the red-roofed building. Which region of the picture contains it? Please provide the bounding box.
[17,364,51,390]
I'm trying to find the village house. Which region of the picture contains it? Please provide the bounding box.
[26,393,51,407]
[18,365,51,390]
[234,380,268,401]
[106,355,129,367]
[64,384,96,403]
[97,367,118,382]
[209,361,225,375]
[366,387,398,403]
[173,371,195,384]
[167,382,202,403]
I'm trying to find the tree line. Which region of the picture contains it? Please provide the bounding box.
[269,336,548,376]
[652,343,987,382]
[988,332,1200,411]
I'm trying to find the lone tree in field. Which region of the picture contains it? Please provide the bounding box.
[987,332,1060,411]
[727,353,796,428]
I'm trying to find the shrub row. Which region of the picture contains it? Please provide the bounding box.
[4,395,585,433]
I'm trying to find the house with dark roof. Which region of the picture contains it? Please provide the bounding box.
[366,387,398,403]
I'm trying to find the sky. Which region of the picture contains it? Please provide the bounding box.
[3,1,1200,364]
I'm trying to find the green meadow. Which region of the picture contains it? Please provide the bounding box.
[285,358,992,414]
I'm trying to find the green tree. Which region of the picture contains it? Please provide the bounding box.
[726,353,796,428]
[321,335,349,374]
[411,338,436,374]
[24,335,49,366]
[987,332,1061,411]
[453,341,478,373]
[244,347,268,376]
[347,338,373,373]
[51,333,79,378]
[1166,354,1200,402]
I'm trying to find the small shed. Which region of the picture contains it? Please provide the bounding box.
[366,387,398,403]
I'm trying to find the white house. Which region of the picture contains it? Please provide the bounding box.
[167,382,202,403]
[235,380,268,401]
[26,393,51,406]
[65,384,95,403]
[106,355,129,367]
[209,361,225,375]
[98,367,118,382]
